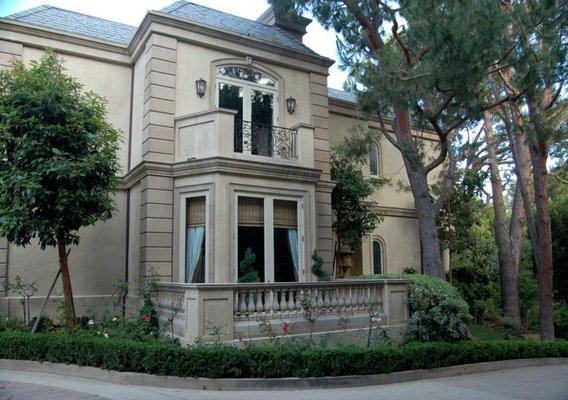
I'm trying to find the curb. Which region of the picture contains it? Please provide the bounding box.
[0,357,567,391]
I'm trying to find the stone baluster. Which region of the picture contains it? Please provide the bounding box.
[356,286,364,310]
[345,287,352,310]
[239,291,247,317]
[280,289,288,314]
[233,291,239,319]
[255,289,264,316]
[330,287,338,309]
[266,289,274,314]
[247,290,256,314]
[287,288,295,315]
[316,288,324,309]
[294,289,302,314]
[363,286,371,308]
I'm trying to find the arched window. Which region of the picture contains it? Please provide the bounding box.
[370,142,379,176]
[216,65,279,157]
[372,239,383,275]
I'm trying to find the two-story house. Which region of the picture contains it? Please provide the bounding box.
[0,1,427,343]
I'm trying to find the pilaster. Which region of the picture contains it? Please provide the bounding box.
[139,34,177,279]
[310,72,334,270]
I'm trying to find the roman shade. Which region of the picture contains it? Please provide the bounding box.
[186,196,206,227]
[273,199,297,229]
[238,197,264,227]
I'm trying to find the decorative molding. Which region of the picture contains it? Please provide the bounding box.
[123,157,323,188]
[374,205,418,218]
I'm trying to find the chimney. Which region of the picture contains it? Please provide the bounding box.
[256,6,312,42]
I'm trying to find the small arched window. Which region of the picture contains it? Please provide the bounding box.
[372,239,383,275]
[370,142,379,176]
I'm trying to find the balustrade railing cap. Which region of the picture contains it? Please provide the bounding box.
[154,279,409,291]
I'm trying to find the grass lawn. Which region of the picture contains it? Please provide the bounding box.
[469,324,513,340]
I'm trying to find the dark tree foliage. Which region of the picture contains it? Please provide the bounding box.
[0,50,120,326]
[330,130,386,270]
[549,165,568,302]
[270,0,509,279]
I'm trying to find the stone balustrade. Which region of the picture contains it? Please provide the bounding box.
[153,279,409,345]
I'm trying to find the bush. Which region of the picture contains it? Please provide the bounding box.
[452,256,499,324]
[555,301,568,340]
[0,332,566,378]
[404,274,471,341]
[354,274,471,342]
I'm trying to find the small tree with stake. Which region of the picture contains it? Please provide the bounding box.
[0,50,120,328]
[331,131,386,277]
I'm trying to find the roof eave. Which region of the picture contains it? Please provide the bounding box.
[0,17,130,54]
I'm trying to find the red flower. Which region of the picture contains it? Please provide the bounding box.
[282,322,290,334]
[142,315,151,322]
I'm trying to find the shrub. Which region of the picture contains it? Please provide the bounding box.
[353,274,471,342]
[0,332,566,379]
[451,257,499,324]
[403,274,471,341]
[555,301,568,340]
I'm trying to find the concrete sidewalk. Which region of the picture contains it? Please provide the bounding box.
[1,364,568,400]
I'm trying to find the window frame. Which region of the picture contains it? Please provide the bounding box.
[371,237,385,275]
[370,141,380,176]
[179,191,210,284]
[215,65,280,127]
[233,192,305,283]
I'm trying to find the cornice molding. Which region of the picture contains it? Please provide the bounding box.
[123,157,323,188]
[374,205,418,218]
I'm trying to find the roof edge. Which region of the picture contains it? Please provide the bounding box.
[129,10,335,68]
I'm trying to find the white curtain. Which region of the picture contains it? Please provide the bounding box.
[185,226,205,283]
[287,228,299,280]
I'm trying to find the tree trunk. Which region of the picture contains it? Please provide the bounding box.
[57,241,75,328]
[484,111,521,327]
[526,121,555,340]
[394,109,445,280]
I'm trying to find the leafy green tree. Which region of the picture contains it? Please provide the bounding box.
[549,165,568,302]
[487,0,567,339]
[0,51,120,327]
[270,0,509,279]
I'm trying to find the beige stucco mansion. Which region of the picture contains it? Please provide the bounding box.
[0,2,432,335]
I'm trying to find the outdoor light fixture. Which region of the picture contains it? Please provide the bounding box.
[195,78,207,97]
[286,96,296,115]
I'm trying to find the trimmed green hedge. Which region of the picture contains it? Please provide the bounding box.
[0,332,567,378]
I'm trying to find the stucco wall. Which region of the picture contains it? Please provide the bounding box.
[174,42,312,130]
[3,191,127,317]
[0,46,131,317]
[329,109,441,274]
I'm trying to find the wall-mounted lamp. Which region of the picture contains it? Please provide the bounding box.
[286,96,296,115]
[195,78,207,97]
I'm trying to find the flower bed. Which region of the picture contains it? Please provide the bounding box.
[0,331,566,379]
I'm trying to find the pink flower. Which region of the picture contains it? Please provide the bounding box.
[142,315,151,322]
[282,322,290,334]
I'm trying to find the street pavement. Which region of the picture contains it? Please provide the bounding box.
[1,364,567,400]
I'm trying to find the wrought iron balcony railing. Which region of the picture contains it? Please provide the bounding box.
[234,119,297,160]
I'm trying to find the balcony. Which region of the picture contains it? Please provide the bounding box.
[152,279,409,346]
[175,108,314,167]
[234,119,296,160]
